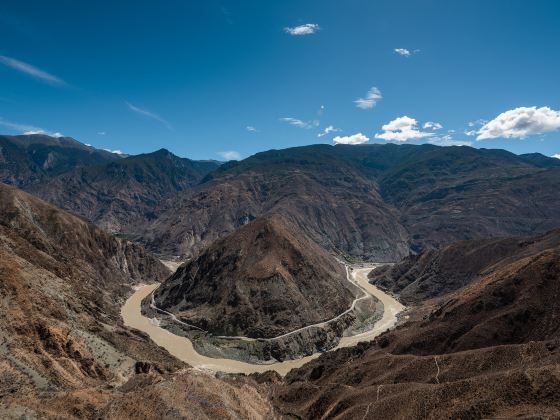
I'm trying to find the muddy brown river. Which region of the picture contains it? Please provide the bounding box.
[121,267,404,376]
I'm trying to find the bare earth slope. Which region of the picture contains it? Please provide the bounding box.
[153,215,355,338]
[270,230,560,418]
[369,229,560,304]
[0,183,273,419]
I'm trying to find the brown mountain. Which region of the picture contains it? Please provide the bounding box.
[270,230,560,418]
[0,182,274,418]
[0,134,120,186]
[27,148,220,233]
[152,215,355,338]
[142,144,560,261]
[369,229,560,304]
[143,145,411,262]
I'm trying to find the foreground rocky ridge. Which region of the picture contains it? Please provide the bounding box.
[270,229,560,418]
[0,183,273,418]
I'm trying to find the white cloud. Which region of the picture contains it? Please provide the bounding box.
[333,133,369,145]
[0,117,64,137]
[318,125,341,137]
[97,131,106,136]
[464,130,477,137]
[477,106,560,140]
[354,87,382,109]
[103,148,124,155]
[246,126,258,132]
[423,121,443,130]
[468,119,487,127]
[394,48,411,57]
[217,150,241,160]
[375,116,432,142]
[0,55,66,86]
[126,102,173,130]
[0,118,43,133]
[22,130,46,135]
[553,154,560,159]
[428,135,472,147]
[284,23,320,36]
[394,48,419,57]
[280,117,319,129]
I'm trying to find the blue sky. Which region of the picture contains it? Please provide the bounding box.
[1,0,559,160]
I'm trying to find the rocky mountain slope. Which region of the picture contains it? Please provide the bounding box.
[369,229,560,303]
[142,144,560,260]
[28,148,220,233]
[0,134,119,187]
[0,182,273,418]
[270,229,560,418]
[4,136,560,262]
[152,215,355,338]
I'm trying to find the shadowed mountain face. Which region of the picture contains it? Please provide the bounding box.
[369,230,560,304]
[271,230,560,418]
[152,216,355,338]
[0,134,120,187]
[27,148,220,233]
[142,144,560,261]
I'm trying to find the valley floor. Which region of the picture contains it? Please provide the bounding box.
[121,266,404,376]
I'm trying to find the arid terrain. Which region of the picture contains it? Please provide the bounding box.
[1,135,559,419]
[152,215,355,338]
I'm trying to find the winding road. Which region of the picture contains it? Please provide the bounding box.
[121,266,404,376]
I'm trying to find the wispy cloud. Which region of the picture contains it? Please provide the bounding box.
[0,117,43,133]
[97,131,106,136]
[217,150,241,160]
[394,48,420,57]
[0,55,66,86]
[354,87,382,109]
[333,133,369,145]
[318,125,341,137]
[428,135,472,147]
[126,102,173,130]
[280,117,319,129]
[423,121,443,130]
[284,23,320,36]
[0,117,65,137]
[246,126,259,132]
[103,148,124,155]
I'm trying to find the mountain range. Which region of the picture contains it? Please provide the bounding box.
[5,135,560,262]
[1,133,560,418]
